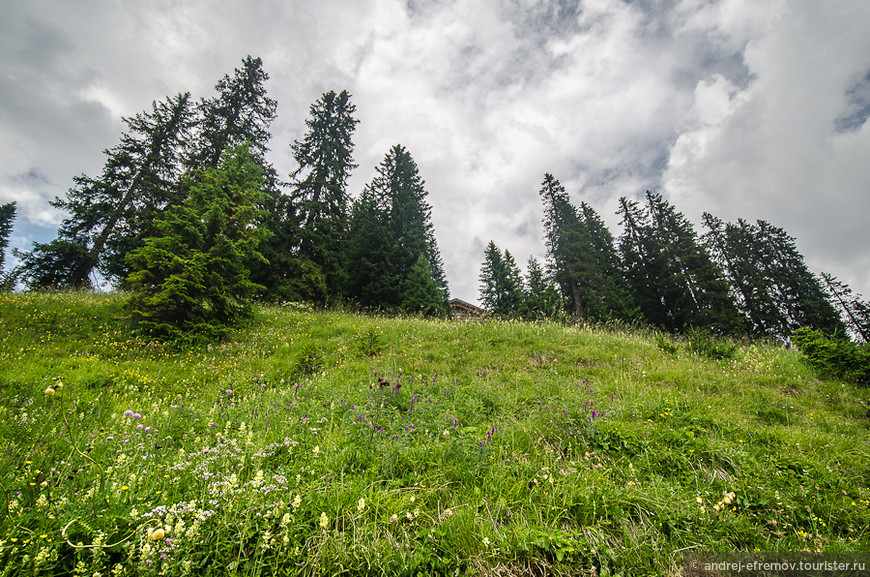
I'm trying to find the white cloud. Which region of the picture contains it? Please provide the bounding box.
[2,0,868,305]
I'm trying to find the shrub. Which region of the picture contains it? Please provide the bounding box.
[792,327,870,384]
[686,327,737,360]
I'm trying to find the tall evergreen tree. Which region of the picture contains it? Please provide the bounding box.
[820,273,870,343]
[619,193,741,333]
[0,202,15,288]
[125,144,266,340]
[187,56,277,172]
[17,93,195,287]
[478,241,523,316]
[289,90,359,297]
[702,214,845,338]
[346,145,449,312]
[521,256,562,320]
[0,202,15,272]
[540,174,631,322]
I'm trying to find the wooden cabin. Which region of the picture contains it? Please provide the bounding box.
[449,298,486,320]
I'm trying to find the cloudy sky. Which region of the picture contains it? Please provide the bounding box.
[2,0,869,305]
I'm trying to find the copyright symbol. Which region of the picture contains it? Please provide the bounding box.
[691,561,700,570]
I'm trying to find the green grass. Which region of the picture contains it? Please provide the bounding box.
[0,291,868,576]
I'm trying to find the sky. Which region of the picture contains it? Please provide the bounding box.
[2,0,870,306]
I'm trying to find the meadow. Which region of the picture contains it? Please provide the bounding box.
[0,291,868,576]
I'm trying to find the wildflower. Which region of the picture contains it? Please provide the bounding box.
[123,410,134,417]
[389,514,399,523]
[483,537,491,547]
[357,498,366,513]
[44,387,55,396]
[319,512,329,529]
[151,528,165,540]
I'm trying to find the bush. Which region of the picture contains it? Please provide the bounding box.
[792,327,870,384]
[686,327,737,360]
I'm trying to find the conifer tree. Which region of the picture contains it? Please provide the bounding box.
[345,194,396,309]
[540,174,631,322]
[820,273,870,343]
[521,256,562,320]
[618,193,742,333]
[17,93,195,287]
[187,56,277,172]
[702,214,845,338]
[402,254,447,316]
[125,144,266,340]
[289,90,359,298]
[478,241,523,316]
[348,145,448,312]
[0,202,15,288]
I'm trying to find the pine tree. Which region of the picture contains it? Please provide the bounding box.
[289,90,359,297]
[17,93,195,287]
[187,56,277,172]
[345,194,397,309]
[820,273,870,343]
[540,174,630,322]
[644,192,742,333]
[125,144,266,340]
[702,214,845,339]
[402,254,447,316]
[521,256,562,320]
[348,145,448,311]
[0,202,16,288]
[478,241,524,317]
[618,194,741,333]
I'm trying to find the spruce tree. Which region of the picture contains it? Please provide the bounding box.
[618,194,741,334]
[644,192,742,334]
[0,202,15,288]
[125,144,266,340]
[17,93,195,288]
[402,254,447,316]
[522,256,562,320]
[702,214,845,339]
[345,194,397,309]
[187,56,277,172]
[820,273,870,343]
[288,90,359,299]
[540,174,630,322]
[479,241,524,317]
[349,145,448,311]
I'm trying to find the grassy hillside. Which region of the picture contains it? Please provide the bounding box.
[0,291,868,576]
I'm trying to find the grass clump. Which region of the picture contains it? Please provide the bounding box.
[0,291,868,576]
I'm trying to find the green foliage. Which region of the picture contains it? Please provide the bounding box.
[355,326,385,357]
[655,332,680,355]
[792,327,870,384]
[0,201,15,281]
[702,214,845,339]
[12,238,94,289]
[619,193,742,334]
[294,342,325,376]
[479,241,524,317]
[289,90,359,299]
[125,144,266,341]
[346,145,449,312]
[686,327,738,360]
[401,254,448,316]
[1,292,869,576]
